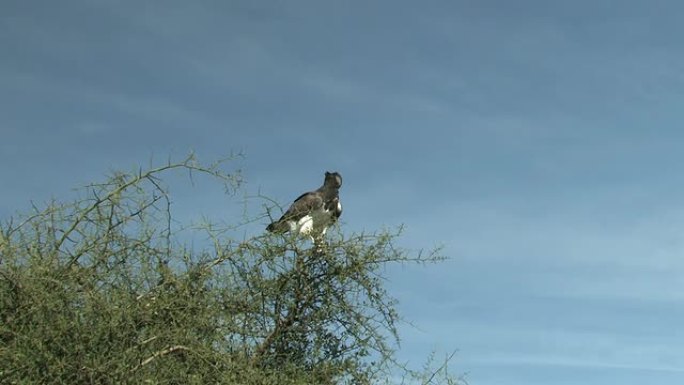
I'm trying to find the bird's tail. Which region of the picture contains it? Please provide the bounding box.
[266,220,288,233]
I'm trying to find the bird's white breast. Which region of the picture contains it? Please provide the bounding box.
[288,207,332,236]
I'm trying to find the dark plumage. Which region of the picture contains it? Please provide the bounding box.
[267,171,342,237]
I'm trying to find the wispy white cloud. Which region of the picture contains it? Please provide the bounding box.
[2,67,219,132]
[401,317,684,375]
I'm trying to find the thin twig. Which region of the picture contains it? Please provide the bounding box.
[422,350,458,385]
[130,345,190,372]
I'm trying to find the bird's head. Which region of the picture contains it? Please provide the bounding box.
[324,171,342,188]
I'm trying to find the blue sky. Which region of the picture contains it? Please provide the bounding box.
[3,1,684,383]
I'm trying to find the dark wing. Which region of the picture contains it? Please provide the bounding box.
[283,192,324,220]
[267,192,324,233]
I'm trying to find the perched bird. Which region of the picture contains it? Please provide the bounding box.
[267,171,343,239]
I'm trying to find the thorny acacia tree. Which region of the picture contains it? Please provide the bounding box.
[0,155,462,384]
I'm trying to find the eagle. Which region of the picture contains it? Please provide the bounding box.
[266,171,342,239]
